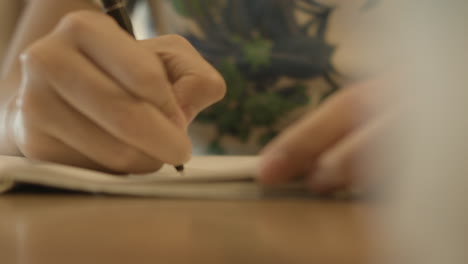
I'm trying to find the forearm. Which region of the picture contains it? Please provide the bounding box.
[0,0,100,155]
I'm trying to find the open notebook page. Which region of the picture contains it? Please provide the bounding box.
[0,155,311,199]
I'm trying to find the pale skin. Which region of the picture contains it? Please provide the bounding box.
[257,78,399,193]
[0,0,22,64]
[0,0,226,173]
[0,0,394,193]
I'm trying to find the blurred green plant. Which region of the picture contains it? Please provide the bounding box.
[168,0,338,152]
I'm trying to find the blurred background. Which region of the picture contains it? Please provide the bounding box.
[374,1,468,264]
[1,1,468,263]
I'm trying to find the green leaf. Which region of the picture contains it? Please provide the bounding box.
[243,37,272,72]
[170,0,189,16]
[231,35,273,73]
[217,58,245,100]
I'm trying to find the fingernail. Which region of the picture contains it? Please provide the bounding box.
[308,160,342,191]
[257,152,290,184]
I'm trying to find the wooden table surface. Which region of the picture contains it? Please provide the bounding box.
[0,193,372,264]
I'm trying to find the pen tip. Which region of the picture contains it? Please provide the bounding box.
[175,165,184,173]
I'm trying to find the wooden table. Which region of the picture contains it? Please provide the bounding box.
[0,193,372,264]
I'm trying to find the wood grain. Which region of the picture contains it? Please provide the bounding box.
[0,194,372,264]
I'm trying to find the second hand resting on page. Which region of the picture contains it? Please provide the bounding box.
[258,76,400,194]
[8,11,226,173]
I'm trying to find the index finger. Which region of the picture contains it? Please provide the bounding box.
[257,78,388,185]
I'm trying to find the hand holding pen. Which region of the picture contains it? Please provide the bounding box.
[101,0,185,173]
[12,6,226,173]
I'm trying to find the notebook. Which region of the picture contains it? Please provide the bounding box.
[0,155,313,199]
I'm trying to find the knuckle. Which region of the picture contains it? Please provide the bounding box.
[162,34,192,47]
[58,12,91,34]
[20,42,51,70]
[57,11,103,35]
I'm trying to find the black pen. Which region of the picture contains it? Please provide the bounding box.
[100,0,185,174]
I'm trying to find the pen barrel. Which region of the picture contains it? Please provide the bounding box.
[106,7,135,37]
